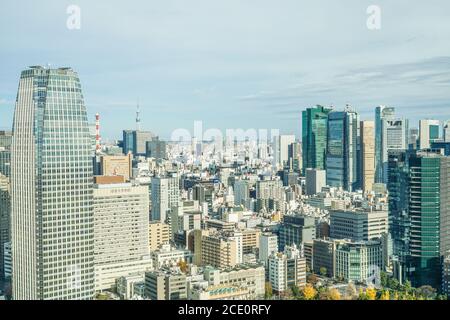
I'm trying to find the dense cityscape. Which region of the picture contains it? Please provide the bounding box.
[0,65,449,301]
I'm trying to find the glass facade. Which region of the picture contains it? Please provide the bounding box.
[122,130,135,155]
[11,67,94,300]
[301,105,331,174]
[409,154,441,289]
[326,110,360,191]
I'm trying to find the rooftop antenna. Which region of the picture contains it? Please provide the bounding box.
[136,99,141,131]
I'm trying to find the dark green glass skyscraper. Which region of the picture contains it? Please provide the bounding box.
[388,149,413,284]
[409,151,449,289]
[389,149,450,290]
[302,105,332,175]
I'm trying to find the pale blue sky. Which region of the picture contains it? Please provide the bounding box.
[1,0,450,140]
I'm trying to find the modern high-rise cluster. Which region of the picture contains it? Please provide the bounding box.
[1,67,450,300]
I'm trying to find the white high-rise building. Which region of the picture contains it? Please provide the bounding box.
[268,244,306,293]
[11,67,94,300]
[151,175,180,223]
[375,106,395,183]
[275,135,295,167]
[259,233,278,266]
[419,119,441,149]
[374,106,408,183]
[93,181,151,291]
[228,232,244,265]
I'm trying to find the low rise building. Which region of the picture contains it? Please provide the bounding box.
[268,244,306,293]
[145,269,187,300]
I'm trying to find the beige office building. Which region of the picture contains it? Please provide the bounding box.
[93,181,151,291]
[149,221,170,251]
[203,264,265,298]
[360,121,375,192]
[242,229,261,254]
[100,154,132,181]
[200,233,238,269]
[145,270,187,300]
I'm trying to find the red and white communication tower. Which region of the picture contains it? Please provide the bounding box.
[95,113,101,154]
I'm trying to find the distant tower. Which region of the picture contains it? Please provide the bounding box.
[95,113,101,154]
[136,102,141,131]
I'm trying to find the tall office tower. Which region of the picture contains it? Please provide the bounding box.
[385,119,408,151]
[408,151,450,289]
[0,131,12,178]
[151,175,180,223]
[233,180,249,206]
[146,138,167,160]
[134,131,155,156]
[326,107,360,191]
[408,128,419,150]
[11,66,94,300]
[360,121,375,192]
[388,150,412,284]
[305,168,326,196]
[375,106,409,184]
[122,130,135,155]
[288,142,302,172]
[93,180,151,291]
[419,119,441,149]
[0,174,10,281]
[302,105,332,174]
[389,149,450,288]
[375,106,395,183]
[444,121,450,142]
[0,131,11,281]
[274,135,295,167]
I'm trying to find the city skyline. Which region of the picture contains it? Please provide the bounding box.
[2,1,450,139]
[3,1,450,304]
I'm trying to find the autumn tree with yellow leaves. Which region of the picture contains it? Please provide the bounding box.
[301,284,317,300]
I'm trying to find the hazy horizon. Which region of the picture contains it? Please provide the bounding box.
[1,0,450,140]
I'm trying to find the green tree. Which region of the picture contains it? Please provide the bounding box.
[403,280,412,294]
[357,288,367,300]
[380,272,388,288]
[291,285,300,298]
[416,285,436,300]
[319,267,327,277]
[388,278,400,290]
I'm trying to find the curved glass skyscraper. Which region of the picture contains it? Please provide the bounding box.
[11,66,94,300]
